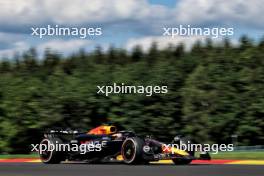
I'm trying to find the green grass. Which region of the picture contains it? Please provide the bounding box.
[211,151,264,160]
[0,154,38,159]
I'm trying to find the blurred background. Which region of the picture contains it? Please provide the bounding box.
[0,0,263,157]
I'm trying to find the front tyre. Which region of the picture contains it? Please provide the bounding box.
[39,138,64,164]
[121,137,146,164]
[172,158,192,165]
[172,137,194,165]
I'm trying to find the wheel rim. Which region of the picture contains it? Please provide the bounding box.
[39,139,52,162]
[122,140,136,162]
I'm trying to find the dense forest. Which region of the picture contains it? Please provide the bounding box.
[0,36,263,153]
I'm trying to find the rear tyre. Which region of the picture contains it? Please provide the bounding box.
[121,137,146,164]
[39,138,64,164]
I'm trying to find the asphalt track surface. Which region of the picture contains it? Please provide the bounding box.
[0,163,263,176]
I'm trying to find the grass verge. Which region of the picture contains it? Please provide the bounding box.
[211,151,264,160]
[0,154,38,159]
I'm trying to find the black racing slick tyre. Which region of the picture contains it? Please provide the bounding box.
[172,137,194,165]
[121,137,146,164]
[39,138,64,164]
[172,158,192,165]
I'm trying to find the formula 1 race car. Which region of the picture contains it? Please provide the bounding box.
[39,125,209,164]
